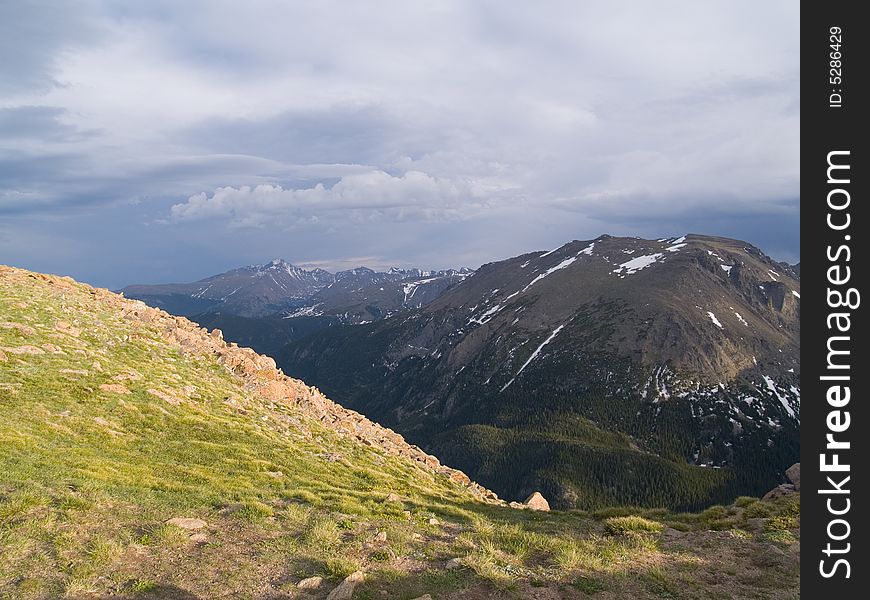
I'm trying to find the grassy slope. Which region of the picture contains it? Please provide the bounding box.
[1,266,799,599]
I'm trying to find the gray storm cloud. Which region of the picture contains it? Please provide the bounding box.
[0,0,799,288]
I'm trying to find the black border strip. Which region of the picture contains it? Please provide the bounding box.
[802,2,867,595]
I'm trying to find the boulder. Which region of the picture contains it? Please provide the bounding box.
[297,576,323,589]
[785,463,800,491]
[523,492,551,511]
[762,484,796,501]
[326,571,365,600]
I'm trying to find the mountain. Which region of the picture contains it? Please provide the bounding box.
[290,266,473,324]
[120,259,335,317]
[121,260,471,356]
[121,260,470,320]
[0,264,801,598]
[278,234,800,510]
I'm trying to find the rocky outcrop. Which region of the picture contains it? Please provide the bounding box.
[8,266,501,506]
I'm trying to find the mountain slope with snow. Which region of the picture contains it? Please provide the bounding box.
[278,234,800,510]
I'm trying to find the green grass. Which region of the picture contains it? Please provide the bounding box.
[0,266,802,599]
[604,515,664,535]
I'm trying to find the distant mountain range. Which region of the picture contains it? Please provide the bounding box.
[120,259,472,319]
[277,234,800,510]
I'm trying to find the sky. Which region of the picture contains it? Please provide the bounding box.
[1,1,799,289]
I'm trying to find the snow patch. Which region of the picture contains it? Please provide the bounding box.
[283,303,324,318]
[733,311,748,326]
[706,311,724,329]
[762,375,796,419]
[612,253,664,277]
[402,277,440,304]
[468,304,504,326]
[578,242,595,256]
[501,325,566,392]
[522,256,578,292]
[720,265,733,274]
[792,290,800,299]
[539,245,563,258]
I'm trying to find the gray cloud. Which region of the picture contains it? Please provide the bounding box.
[0,1,799,287]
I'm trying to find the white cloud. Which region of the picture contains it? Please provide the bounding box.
[170,170,498,226]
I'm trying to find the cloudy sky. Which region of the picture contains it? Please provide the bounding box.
[1,1,799,289]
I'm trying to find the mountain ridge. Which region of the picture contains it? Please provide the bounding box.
[120,259,473,320]
[277,233,800,510]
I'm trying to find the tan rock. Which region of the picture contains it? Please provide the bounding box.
[326,571,364,600]
[1,321,35,335]
[113,369,142,381]
[785,463,800,491]
[427,517,440,526]
[99,383,131,394]
[385,493,402,503]
[297,576,323,589]
[59,369,89,377]
[410,596,433,600]
[374,531,387,542]
[54,321,81,337]
[147,388,182,406]
[523,492,550,511]
[0,349,6,362]
[445,557,463,570]
[189,533,208,544]
[2,345,45,355]
[166,517,207,530]
[42,343,64,353]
